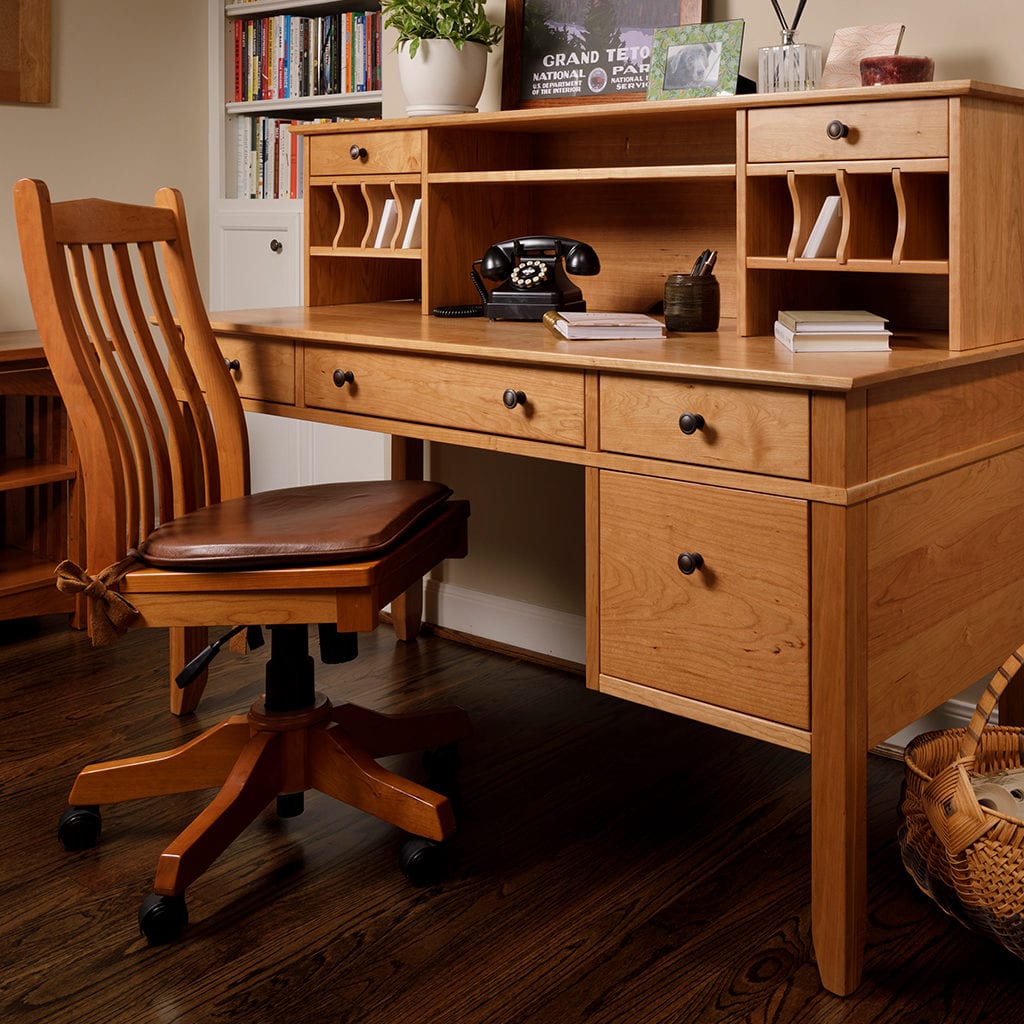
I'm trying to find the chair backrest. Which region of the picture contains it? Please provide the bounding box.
[13,179,250,574]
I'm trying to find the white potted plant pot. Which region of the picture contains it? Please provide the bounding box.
[397,39,488,116]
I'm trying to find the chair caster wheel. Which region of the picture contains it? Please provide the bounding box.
[58,805,101,851]
[399,836,446,887]
[138,892,188,945]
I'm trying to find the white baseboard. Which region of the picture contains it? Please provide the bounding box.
[424,578,586,666]
[425,579,984,758]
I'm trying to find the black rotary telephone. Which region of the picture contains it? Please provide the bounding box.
[433,235,601,321]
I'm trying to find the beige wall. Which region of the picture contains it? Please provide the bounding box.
[0,0,208,332]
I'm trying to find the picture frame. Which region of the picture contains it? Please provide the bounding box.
[0,0,50,104]
[503,0,708,110]
[647,20,745,101]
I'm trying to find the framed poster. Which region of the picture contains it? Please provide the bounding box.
[502,0,707,109]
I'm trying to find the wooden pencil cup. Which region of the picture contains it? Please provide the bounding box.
[664,274,720,332]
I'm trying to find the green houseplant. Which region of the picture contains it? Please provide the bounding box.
[382,0,503,115]
[382,0,503,59]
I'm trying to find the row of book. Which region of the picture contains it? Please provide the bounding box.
[234,115,376,200]
[232,12,382,103]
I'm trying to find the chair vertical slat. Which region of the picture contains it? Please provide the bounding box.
[70,242,153,538]
[132,243,211,516]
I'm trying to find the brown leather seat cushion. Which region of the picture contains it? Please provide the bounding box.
[136,480,453,570]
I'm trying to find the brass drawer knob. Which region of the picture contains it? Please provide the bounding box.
[502,388,527,408]
[677,552,704,575]
[333,369,355,388]
[678,412,706,435]
[826,119,850,140]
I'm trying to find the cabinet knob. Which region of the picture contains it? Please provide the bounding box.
[333,369,355,388]
[225,358,240,372]
[269,238,283,253]
[502,388,527,409]
[677,552,704,575]
[678,412,706,435]
[349,144,368,161]
[826,119,850,140]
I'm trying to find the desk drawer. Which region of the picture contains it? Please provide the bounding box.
[747,99,948,162]
[599,376,809,478]
[217,336,295,405]
[599,471,809,728]
[308,131,423,177]
[304,346,585,445]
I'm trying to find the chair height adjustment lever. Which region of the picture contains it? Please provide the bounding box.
[175,623,248,689]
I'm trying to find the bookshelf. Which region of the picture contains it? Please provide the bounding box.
[208,0,383,310]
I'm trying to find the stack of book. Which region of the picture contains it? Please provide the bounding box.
[773,310,891,352]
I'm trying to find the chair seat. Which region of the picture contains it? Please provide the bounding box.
[137,480,453,570]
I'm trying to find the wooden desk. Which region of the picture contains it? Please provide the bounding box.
[207,301,1024,996]
[207,82,1024,995]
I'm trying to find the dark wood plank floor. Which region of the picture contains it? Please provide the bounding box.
[1,615,1022,1023]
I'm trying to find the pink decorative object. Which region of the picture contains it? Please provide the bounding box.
[860,55,934,86]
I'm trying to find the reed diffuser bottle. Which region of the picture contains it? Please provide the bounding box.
[758,1,821,93]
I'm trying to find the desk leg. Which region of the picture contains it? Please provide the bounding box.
[391,436,425,641]
[810,502,868,996]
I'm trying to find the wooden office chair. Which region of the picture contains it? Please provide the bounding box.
[13,178,471,944]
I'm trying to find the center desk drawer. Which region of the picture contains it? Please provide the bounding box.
[599,471,809,728]
[304,347,586,445]
[600,376,809,478]
[308,131,422,177]
[217,336,295,405]
[747,99,948,162]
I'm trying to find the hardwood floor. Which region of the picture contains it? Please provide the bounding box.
[1,615,1021,1023]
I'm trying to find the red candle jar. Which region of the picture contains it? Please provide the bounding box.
[860,55,935,86]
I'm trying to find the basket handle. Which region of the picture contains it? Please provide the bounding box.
[957,642,1024,760]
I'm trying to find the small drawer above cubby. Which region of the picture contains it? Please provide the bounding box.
[308,130,423,177]
[747,99,948,162]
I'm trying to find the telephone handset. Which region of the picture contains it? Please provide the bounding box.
[479,236,600,321]
[432,235,601,321]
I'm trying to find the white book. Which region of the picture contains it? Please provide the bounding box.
[400,198,422,248]
[774,320,891,353]
[373,199,398,248]
[800,195,843,259]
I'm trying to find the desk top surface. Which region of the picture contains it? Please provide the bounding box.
[208,302,1024,392]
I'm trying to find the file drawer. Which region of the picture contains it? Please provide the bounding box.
[747,99,948,162]
[304,346,586,445]
[308,131,423,177]
[599,470,809,728]
[599,376,809,478]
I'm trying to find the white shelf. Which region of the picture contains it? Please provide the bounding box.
[226,91,382,115]
[225,0,377,17]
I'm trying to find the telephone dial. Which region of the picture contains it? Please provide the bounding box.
[433,235,601,321]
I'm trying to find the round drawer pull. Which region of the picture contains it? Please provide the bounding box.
[502,388,527,409]
[677,552,704,575]
[678,412,706,435]
[269,238,283,253]
[826,119,850,140]
[224,358,240,372]
[333,369,355,388]
[349,144,368,161]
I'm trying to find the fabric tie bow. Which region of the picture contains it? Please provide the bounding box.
[54,556,141,646]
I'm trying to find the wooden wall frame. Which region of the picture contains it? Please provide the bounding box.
[502,0,706,109]
[0,0,50,103]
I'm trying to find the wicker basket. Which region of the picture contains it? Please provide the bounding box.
[899,643,1024,958]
